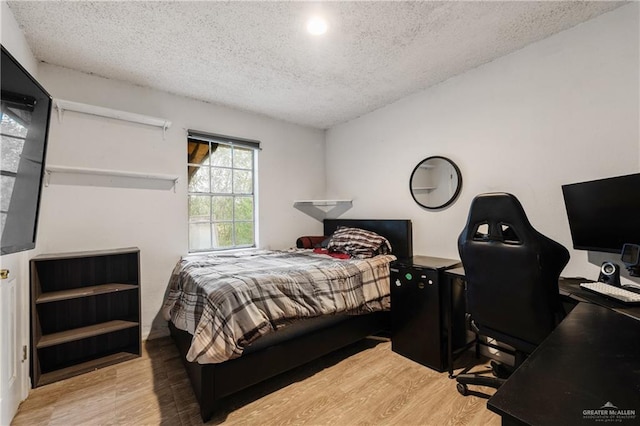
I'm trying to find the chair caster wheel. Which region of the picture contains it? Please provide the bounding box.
[457,382,468,396]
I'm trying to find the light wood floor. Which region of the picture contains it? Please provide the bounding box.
[12,337,500,425]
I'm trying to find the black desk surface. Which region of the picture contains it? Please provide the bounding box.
[558,277,640,321]
[487,302,640,426]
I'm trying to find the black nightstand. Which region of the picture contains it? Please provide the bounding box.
[390,255,464,372]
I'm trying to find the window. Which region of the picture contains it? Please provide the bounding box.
[187,130,259,252]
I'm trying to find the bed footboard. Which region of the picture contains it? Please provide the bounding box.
[169,311,389,421]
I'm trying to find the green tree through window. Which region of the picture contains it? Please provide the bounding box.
[187,131,259,251]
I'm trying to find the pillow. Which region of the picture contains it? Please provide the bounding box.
[296,236,328,249]
[326,227,392,258]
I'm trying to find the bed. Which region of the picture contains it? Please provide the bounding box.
[165,219,413,421]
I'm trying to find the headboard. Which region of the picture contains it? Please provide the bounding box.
[323,219,413,260]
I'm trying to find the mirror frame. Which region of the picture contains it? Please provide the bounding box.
[409,156,462,210]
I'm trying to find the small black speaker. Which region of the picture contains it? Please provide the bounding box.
[598,261,621,286]
[621,243,640,276]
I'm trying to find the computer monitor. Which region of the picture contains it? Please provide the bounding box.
[561,173,640,254]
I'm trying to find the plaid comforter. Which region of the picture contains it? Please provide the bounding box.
[162,250,395,364]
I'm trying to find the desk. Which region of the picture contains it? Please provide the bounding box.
[445,268,640,328]
[558,277,640,321]
[487,302,640,426]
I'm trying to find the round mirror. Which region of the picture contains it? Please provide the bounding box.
[410,156,462,210]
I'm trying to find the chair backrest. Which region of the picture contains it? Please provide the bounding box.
[458,193,569,352]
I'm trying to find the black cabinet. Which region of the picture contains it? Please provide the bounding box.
[391,255,463,372]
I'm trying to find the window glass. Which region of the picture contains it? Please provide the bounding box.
[213,222,233,248]
[188,195,210,222]
[235,197,253,221]
[233,170,252,194]
[212,196,233,221]
[187,140,210,166]
[211,168,232,193]
[235,222,254,246]
[234,147,253,169]
[187,136,257,251]
[189,223,212,250]
[211,145,232,167]
[188,166,210,193]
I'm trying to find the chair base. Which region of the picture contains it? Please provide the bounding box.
[456,354,524,396]
[456,374,506,395]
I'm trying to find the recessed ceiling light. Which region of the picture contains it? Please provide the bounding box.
[307,16,328,36]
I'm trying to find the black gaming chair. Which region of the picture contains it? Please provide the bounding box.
[456,193,569,396]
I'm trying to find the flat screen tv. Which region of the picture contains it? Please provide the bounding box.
[562,173,640,254]
[1,45,52,255]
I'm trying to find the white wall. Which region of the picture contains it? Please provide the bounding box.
[326,4,640,281]
[35,64,326,339]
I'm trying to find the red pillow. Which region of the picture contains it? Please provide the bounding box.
[296,236,328,249]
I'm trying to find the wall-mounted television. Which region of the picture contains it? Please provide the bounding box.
[1,45,52,255]
[562,173,640,254]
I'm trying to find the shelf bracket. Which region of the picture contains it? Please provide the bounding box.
[293,200,353,221]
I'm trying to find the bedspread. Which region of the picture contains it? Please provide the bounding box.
[162,250,395,364]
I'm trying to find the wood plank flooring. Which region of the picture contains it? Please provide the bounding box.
[12,337,500,425]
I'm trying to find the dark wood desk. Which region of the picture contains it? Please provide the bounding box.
[487,302,640,425]
[558,277,640,321]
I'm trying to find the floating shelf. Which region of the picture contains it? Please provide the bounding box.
[45,165,179,191]
[294,200,352,207]
[293,199,352,221]
[54,99,171,138]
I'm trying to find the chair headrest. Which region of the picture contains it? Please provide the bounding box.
[461,192,535,244]
[467,192,530,225]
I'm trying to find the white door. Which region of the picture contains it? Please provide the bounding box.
[0,254,23,426]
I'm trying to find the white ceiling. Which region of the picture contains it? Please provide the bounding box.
[8,1,625,130]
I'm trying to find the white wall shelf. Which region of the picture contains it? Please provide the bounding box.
[293,199,352,221]
[45,165,179,191]
[54,99,171,138]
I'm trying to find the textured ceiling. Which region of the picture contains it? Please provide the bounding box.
[7,1,625,129]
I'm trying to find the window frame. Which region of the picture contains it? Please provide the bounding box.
[187,130,260,253]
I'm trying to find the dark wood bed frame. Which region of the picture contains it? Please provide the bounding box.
[169,219,413,421]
